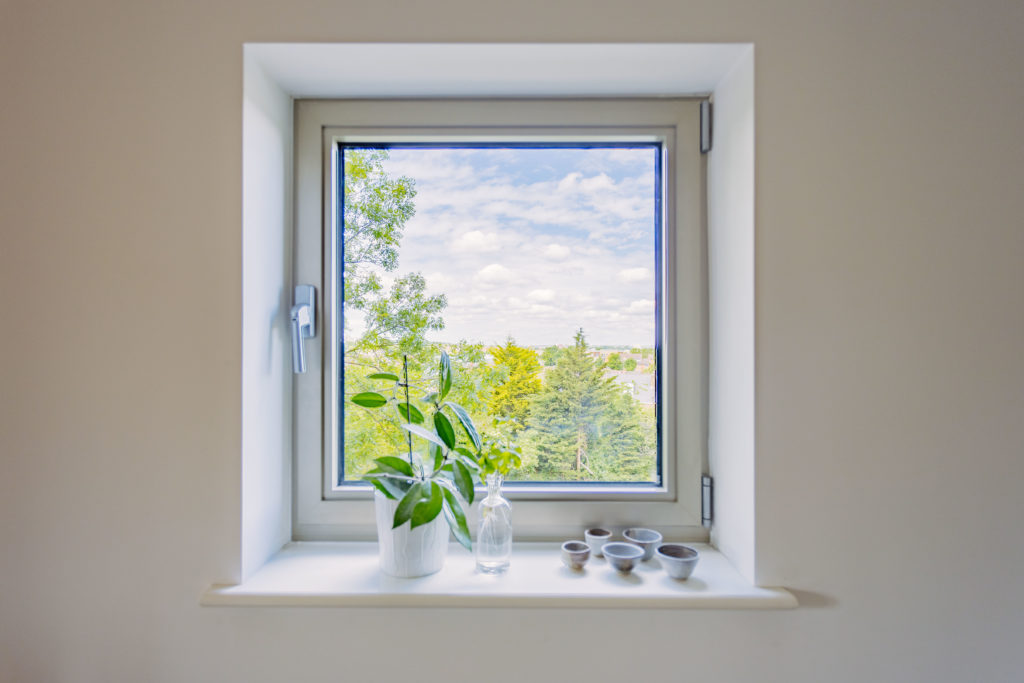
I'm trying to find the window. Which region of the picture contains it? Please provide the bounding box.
[293,99,706,541]
[336,143,663,487]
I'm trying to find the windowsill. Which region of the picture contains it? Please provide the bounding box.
[202,542,796,609]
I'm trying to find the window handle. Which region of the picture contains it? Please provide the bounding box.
[290,285,316,374]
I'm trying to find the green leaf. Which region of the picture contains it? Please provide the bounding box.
[366,475,397,501]
[400,423,446,449]
[393,482,425,529]
[351,392,388,408]
[422,392,438,405]
[441,487,472,550]
[366,477,397,500]
[367,372,400,382]
[445,402,482,451]
[411,482,443,529]
[396,402,425,424]
[452,459,475,505]
[429,443,443,473]
[374,456,415,478]
[364,473,410,500]
[433,411,456,449]
[438,352,452,402]
[458,454,481,473]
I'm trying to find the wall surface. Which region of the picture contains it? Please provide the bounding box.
[2,1,1023,682]
[241,55,293,581]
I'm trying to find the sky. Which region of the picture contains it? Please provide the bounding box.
[346,146,659,348]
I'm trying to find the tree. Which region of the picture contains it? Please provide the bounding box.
[606,352,623,370]
[624,358,638,371]
[359,273,446,356]
[341,150,452,478]
[524,329,646,479]
[487,338,542,430]
[342,149,447,355]
[541,345,561,367]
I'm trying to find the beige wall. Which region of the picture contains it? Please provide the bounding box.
[2,1,1023,681]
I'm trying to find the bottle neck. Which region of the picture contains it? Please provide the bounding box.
[485,473,503,497]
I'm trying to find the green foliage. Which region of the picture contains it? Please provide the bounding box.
[352,391,388,408]
[348,335,656,485]
[487,338,542,430]
[351,352,483,550]
[445,401,482,451]
[522,330,649,480]
[343,150,447,356]
[624,358,638,371]
[360,273,446,356]
[541,345,561,366]
[433,411,456,449]
[396,402,424,424]
[374,456,415,478]
[410,482,443,530]
[441,487,471,548]
[606,352,623,370]
[470,416,522,479]
[342,149,415,299]
[393,483,425,528]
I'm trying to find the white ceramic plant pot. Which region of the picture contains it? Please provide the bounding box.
[374,490,449,578]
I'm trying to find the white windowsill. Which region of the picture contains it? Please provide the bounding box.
[202,542,795,609]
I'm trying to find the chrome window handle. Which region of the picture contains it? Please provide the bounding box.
[290,285,316,374]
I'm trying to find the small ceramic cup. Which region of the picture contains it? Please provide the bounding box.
[622,528,663,561]
[584,528,613,557]
[655,544,700,579]
[561,541,591,570]
[602,542,645,574]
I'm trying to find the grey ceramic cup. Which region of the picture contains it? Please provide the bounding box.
[656,543,700,579]
[584,528,613,557]
[622,528,663,561]
[561,541,591,570]
[602,542,645,574]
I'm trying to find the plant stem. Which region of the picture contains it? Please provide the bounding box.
[403,354,413,469]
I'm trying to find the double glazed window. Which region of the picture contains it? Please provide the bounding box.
[338,143,662,486]
[294,100,706,540]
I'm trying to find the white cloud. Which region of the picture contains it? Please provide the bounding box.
[476,263,514,284]
[452,230,500,253]
[618,267,652,283]
[627,299,655,313]
[557,172,582,192]
[374,148,658,345]
[542,244,571,260]
[528,304,560,316]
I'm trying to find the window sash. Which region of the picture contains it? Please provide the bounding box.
[293,99,706,541]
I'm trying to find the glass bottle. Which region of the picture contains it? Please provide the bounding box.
[475,473,512,574]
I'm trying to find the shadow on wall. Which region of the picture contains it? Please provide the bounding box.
[786,589,838,608]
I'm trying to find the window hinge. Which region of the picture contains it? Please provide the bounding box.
[700,100,712,154]
[701,474,713,528]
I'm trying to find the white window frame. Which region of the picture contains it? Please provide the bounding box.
[293,98,706,541]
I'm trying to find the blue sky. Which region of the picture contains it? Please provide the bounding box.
[349,146,658,348]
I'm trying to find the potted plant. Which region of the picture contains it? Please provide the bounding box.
[351,351,483,577]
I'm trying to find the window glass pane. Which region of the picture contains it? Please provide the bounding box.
[340,145,660,485]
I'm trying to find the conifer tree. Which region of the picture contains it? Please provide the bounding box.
[525,329,640,478]
[487,338,542,431]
